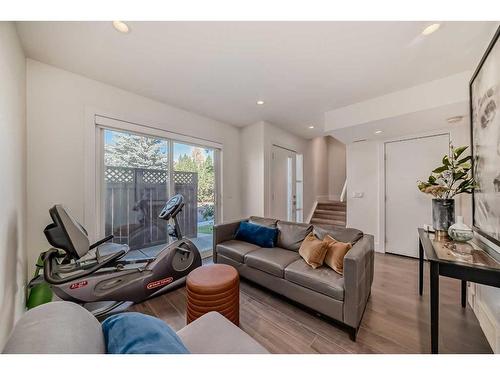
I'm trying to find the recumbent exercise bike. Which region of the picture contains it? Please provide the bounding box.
[39,194,202,317]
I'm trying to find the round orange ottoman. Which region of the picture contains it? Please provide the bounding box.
[186,264,239,326]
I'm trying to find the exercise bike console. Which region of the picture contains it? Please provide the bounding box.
[158,194,184,220]
[159,194,185,241]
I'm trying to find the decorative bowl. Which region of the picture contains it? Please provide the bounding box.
[448,228,473,242]
[447,216,473,242]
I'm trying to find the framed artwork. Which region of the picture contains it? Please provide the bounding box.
[470,26,500,247]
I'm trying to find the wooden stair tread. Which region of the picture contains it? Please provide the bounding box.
[310,200,346,228]
[310,217,346,226]
[313,215,346,221]
[317,200,346,205]
[317,204,346,209]
[314,210,346,216]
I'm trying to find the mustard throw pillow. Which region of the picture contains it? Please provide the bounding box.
[298,232,328,269]
[323,235,352,275]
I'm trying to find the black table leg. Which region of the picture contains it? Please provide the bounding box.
[419,238,424,296]
[461,280,467,308]
[430,261,439,354]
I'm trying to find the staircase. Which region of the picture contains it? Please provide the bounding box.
[310,200,346,228]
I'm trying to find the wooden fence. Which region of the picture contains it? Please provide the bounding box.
[104,166,198,250]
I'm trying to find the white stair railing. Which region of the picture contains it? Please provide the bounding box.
[340,178,347,202]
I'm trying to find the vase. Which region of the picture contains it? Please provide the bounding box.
[448,216,473,242]
[432,198,455,236]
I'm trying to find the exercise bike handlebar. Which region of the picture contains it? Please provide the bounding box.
[89,234,114,250]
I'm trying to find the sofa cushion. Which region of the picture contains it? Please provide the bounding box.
[102,312,190,354]
[235,221,278,248]
[244,247,300,277]
[323,235,352,275]
[177,311,268,354]
[284,259,345,301]
[298,232,328,269]
[216,240,261,263]
[313,225,363,245]
[249,216,278,228]
[277,221,313,251]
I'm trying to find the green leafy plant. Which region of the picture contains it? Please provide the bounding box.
[417,144,476,199]
[175,151,215,204]
[201,204,215,221]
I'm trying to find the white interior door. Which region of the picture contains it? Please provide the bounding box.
[385,134,449,257]
[271,145,296,221]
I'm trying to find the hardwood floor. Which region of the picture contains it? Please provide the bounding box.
[130,253,492,353]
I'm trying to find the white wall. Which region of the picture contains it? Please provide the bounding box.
[26,59,242,271]
[239,121,330,221]
[346,140,380,247]
[347,123,471,252]
[0,22,27,348]
[240,121,265,217]
[327,136,346,200]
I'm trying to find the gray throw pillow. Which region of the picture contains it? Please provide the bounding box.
[249,216,278,228]
[313,225,363,245]
[277,221,313,251]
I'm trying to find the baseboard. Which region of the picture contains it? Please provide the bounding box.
[469,283,499,353]
[374,242,384,253]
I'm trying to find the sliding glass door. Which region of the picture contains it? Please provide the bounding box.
[101,127,219,257]
[173,142,216,253]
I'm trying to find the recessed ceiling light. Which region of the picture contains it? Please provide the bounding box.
[308,126,315,129]
[112,21,130,34]
[446,115,464,124]
[375,130,383,134]
[256,100,265,105]
[422,23,441,36]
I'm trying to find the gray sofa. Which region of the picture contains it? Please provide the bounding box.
[213,217,374,340]
[2,301,268,354]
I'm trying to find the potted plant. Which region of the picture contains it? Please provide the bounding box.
[417,144,476,236]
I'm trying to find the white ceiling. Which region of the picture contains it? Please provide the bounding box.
[16,21,498,138]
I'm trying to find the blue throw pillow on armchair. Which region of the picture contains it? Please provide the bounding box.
[102,312,190,354]
[235,221,278,248]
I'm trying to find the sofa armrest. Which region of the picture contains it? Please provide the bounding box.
[2,302,105,354]
[343,234,374,329]
[213,219,244,261]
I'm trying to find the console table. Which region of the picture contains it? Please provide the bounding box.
[418,228,500,353]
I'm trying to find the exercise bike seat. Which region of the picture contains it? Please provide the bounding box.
[96,242,129,261]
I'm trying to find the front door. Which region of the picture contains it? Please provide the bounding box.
[271,145,296,221]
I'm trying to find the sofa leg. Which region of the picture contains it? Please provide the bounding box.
[348,326,357,342]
